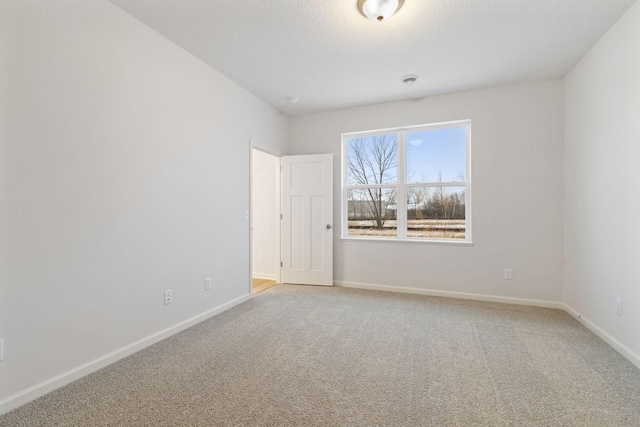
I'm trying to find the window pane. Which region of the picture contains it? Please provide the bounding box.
[406,127,466,183]
[347,134,398,185]
[406,186,466,239]
[347,188,397,237]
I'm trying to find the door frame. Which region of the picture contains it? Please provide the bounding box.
[249,140,283,296]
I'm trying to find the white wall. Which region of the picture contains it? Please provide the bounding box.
[0,0,287,410]
[564,1,640,363]
[251,149,280,281]
[289,80,564,304]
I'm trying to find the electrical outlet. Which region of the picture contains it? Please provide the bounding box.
[205,278,212,291]
[0,339,4,361]
[244,210,249,221]
[615,299,622,316]
[259,253,264,261]
[504,269,513,280]
[164,290,173,305]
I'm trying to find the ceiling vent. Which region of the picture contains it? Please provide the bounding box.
[402,75,418,85]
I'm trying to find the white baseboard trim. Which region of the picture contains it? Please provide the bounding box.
[0,294,251,416]
[252,273,277,281]
[334,281,565,309]
[563,304,640,369]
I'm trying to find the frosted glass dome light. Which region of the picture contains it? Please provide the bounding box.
[358,0,404,22]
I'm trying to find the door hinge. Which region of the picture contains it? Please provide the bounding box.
[280,214,283,220]
[280,261,283,267]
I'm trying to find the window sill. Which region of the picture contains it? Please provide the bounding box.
[339,237,474,246]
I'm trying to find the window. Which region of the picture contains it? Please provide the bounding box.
[342,120,471,243]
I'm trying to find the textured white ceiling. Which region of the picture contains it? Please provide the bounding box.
[108,0,636,116]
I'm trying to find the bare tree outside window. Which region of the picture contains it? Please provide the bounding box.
[347,135,398,231]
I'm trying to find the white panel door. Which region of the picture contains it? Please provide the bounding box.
[281,154,333,286]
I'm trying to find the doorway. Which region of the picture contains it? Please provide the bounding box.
[250,147,281,294]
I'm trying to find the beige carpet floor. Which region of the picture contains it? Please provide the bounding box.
[1,285,639,426]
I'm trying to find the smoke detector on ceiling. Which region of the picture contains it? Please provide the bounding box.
[287,97,299,104]
[402,75,418,85]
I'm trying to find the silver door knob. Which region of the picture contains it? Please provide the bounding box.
[326,224,332,229]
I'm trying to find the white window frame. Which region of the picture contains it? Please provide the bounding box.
[341,119,472,245]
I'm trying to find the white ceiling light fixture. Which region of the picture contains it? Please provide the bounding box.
[358,0,404,22]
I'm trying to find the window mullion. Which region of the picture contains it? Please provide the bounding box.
[346,184,397,190]
[397,131,407,239]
